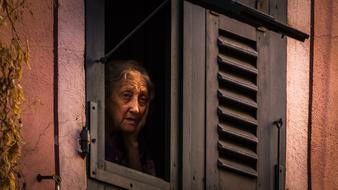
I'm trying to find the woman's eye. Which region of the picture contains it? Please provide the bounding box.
[139,95,149,105]
[121,92,132,100]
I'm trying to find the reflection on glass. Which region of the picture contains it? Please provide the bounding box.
[105,60,156,175]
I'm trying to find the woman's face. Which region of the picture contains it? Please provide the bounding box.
[109,70,150,134]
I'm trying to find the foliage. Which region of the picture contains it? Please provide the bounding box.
[0,0,29,189]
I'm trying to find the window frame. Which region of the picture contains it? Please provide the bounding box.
[181,2,206,189]
[85,0,180,189]
[86,0,306,189]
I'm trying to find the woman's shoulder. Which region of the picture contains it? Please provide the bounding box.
[139,139,156,176]
[105,142,127,165]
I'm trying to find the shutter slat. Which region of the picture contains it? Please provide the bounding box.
[217,158,258,178]
[217,106,257,126]
[217,89,257,109]
[217,36,258,58]
[217,124,258,143]
[217,55,257,75]
[215,23,259,182]
[217,72,258,92]
[217,141,257,160]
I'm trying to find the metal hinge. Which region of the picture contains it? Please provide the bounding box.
[78,127,91,158]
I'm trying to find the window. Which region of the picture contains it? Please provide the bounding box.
[85,0,178,189]
[86,0,307,189]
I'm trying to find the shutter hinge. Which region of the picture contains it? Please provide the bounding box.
[78,127,91,158]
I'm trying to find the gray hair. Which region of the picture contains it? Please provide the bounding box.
[105,60,154,100]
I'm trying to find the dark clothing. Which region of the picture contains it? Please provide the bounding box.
[105,134,156,176]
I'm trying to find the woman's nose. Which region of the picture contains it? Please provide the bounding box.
[129,98,140,114]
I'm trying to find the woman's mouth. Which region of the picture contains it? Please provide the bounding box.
[124,117,138,125]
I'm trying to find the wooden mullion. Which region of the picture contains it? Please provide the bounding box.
[182,2,206,189]
[205,10,220,190]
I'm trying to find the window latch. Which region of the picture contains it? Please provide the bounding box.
[78,127,91,158]
[273,118,283,190]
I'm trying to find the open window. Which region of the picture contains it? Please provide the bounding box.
[104,0,171,180]
[85,0,308,189]
[85,0,179,189]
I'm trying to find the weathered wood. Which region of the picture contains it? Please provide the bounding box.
[256,17,272,190]
[85,0,106,189]
[205,10,219,190]
[269,0,286,189]
[256,0,287,189]
[182,2,206,189]
[207,9,259,189]
[219,15,257,42]
[170,0,180,189]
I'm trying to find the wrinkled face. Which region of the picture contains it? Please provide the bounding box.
[109,70,150,134]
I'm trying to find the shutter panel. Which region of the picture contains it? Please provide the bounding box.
[216,21,259,179]
[206,10,286,190]
[206,12,258,190]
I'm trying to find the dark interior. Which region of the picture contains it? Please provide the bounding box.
[104,0,171,181]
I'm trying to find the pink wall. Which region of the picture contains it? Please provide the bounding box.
[58,0,86,189]
[20,1,55,189]
[311,0,338,189]
[18,0,86,189]
[15,0,338,189]
[286,0,311,189]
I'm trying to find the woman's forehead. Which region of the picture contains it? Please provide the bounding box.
[117,71,149,91]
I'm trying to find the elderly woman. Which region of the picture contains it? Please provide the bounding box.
[105,60,156,175]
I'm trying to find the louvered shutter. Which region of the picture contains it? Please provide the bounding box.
[205,10,286,190]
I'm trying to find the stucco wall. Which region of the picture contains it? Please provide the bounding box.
[18,0,86,189]
[286,0,311,189]
[58,0,86,189]
[311,0,338,189]
[20,0,55,189]
[17,0,338,189]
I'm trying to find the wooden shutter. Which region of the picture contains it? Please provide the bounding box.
[205,9,286,190]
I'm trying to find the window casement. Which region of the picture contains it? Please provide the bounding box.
[85,0,178,189]
[85,0,307,190]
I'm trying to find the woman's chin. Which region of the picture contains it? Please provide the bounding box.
[121,124,137,133]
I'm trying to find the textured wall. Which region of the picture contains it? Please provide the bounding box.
[286,0,311,189]
[20,1,55,189]
[19,0,338,190]
[311,0,338,189]
[18,0,86,189]
[58,0,86,189]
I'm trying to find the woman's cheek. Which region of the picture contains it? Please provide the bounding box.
[141,106,148,116]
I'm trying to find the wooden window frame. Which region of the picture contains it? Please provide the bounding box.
[85,0,180,189]
[86,0,306,189]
